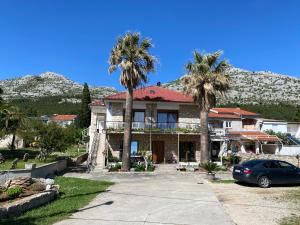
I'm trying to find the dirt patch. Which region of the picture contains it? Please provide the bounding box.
[210,182,300,225]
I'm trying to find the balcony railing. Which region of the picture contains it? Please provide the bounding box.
[105,121,201,134]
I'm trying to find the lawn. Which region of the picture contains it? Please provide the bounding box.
[0,177,113,225]
[280,188,300,225]
[0,146,86,170]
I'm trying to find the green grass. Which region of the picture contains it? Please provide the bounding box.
[211,179,236,184]
[0,146,86,170]
[280,188,300,225]
[0,177,113,225]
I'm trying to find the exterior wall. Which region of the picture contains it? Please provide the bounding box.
[106,133,201,163]
[224,120,242,130]
[279,146,300,156]
[89,105,106,136]
[106,101,200,125]
[107,102,123,122]
[261,122,288,133]
[0,160,67,184]
[178,105,200,124]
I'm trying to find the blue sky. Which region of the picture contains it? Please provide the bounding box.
[0,0,300,90]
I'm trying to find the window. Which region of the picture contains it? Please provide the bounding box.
[157,111,178,128]
[133,111,145,122]
[263,161,279,168]
[131,141,139,155]
[225,121,232,128]
[278,161,294,169]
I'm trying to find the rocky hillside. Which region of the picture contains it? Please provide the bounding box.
[0,72,117,100]
[164,67,300,105]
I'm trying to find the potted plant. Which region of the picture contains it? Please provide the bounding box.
[202,162,219,180]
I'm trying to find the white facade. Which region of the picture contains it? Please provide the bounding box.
[287,123,300,138]
[261,120,288,133]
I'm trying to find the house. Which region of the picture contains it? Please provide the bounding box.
[88,85,280,169]
[287,122,300,139]
[260,119,288,133]
[49,114,78,127]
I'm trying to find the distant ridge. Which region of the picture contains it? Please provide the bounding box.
[164,66,300,105]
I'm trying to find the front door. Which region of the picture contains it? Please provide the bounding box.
[152,141,164,163]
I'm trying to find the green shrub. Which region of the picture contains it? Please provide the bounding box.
[5,186,23,198]
[146,164,155,171]
[30,182,46,192]
[134,164,145,172]
[201,162,219,173]
[109,163,121,172]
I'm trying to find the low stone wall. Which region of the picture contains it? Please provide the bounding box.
[74,153,88,165]
[0,190,57,218]
[279,146,300,156]
[237,153,300,167]
[0,160,67,184]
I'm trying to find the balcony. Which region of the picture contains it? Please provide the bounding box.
[105,121,201,134]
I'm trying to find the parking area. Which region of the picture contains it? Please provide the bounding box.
[210,182,300,225]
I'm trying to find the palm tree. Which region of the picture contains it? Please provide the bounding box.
[0,105,24,150]
[108,32,156,171]
[182,51,230,163]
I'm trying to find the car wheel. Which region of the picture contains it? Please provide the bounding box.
[258,176,270,188]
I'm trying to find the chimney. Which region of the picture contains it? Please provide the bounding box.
[157,82,161,86]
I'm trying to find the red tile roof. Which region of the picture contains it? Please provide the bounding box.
[211,108,258,116]
[208,112,240,119]
[105,86,194,103]
[228,131,280,142]
[51,114,77,121]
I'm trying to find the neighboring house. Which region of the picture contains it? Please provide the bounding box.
[89,86,281,169]
[260,119,288,133]
[287,122,300,139]
[49,114,78,127]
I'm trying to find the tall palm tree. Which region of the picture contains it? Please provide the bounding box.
[0,105,24,150]
[108,32,156,171]
[182,51,230,163]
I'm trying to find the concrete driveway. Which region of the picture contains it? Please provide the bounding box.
[55,173,233,225]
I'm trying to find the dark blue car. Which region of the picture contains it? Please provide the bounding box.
[233,159,300,188]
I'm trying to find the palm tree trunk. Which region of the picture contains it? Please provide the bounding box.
[10,133,16,150]
[200,110,209,163]
[122,87,133,171]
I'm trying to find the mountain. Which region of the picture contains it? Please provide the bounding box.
[0,72,117,100]
[164,67,300,105]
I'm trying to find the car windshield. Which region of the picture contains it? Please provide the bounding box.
[242,160,261,168]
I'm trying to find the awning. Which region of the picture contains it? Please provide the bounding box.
[228,131,280,142]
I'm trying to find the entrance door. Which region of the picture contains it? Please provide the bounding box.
[152,141,164,163]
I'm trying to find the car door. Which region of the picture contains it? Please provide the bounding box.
[263,161,282,184]
[277,161,298,184]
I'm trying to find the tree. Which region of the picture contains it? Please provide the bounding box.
[37,122,69,161]
[108,32,156,171]
[182,51,230,163]
[0,105,25,150]
[78,83,91,128]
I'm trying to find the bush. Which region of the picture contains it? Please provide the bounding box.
[201,162,219,173]
[5,186,23,198]
[30,182,46,192]
[108,163,121,172]
[134,164,145,172]
[223,155,241,166]
[146,164,155,171]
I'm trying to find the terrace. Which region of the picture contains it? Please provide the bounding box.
[104,121,202,134]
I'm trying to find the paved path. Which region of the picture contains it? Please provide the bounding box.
[55,172,234,225]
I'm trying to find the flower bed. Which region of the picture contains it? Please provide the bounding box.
[0,177,59,218]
